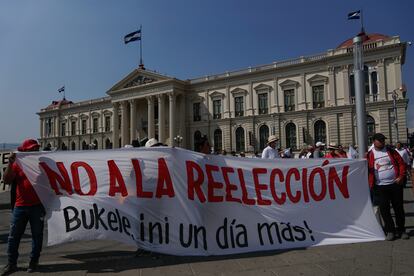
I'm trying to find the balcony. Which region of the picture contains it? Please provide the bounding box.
[213,113,221,119]
[284,105,295,112]
[193,115,201,122]
[259,108,268,115]
[235,111,244,117]
[313,102,325,109]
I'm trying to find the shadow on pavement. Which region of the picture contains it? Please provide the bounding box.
[35,248,297,273]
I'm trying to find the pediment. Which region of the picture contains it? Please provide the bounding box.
[108,68,172,93]
[307,74,328,84]
[279,79,299,88]
[254,83,272,92]
[230,87,248,95]
[209,91,225,98]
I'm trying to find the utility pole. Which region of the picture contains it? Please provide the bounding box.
[353,32,367,158]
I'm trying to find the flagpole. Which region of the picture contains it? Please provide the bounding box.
[360,9,364,33]
[139,25,143,68]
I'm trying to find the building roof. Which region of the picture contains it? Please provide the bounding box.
[336,33,391,49]
[45,98,73,109]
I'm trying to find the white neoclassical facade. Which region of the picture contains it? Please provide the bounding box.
[38,33,409,153]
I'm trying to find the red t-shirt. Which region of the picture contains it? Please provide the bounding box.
[12,163,41,207]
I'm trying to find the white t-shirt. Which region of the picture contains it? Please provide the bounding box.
[262,146,280,159]
[373,148,396,186]
[396,148,410,166]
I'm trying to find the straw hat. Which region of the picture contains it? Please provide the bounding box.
[327,142,339,150]
[267,135,279,144]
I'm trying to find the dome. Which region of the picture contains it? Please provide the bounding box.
[336,33,391,49]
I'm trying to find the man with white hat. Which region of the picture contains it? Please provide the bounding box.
[261,135,280,159]
[311,141,325,158]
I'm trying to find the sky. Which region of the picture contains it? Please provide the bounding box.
[0,0,413,143]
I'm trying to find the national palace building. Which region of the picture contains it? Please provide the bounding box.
[38,32,409,153]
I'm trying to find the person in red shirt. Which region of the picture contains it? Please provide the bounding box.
[325,143,340,158]
[367,133,408,241]
[2,139,44,275]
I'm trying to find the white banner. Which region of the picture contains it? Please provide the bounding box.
[16,147,384,255]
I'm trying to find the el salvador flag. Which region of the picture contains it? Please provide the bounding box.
[347,10,360,20]
[58,86,65,93]
[124,30,141,44]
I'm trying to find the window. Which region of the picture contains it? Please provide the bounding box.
[364,66,369,96]
[118,115,121,130]
[259,125,269,151]
[314,120,326,144]
[285,123,297,150]
[349,74,355,98]
[194,131,202,151]
[284,90,295,111]
[258,93,268,114]
[105,116,111,132]
[82,141,87,150]
[371,72,378,101]
[61,123,66,137]
[46,118,53,137]
[235,96,244,117]
[81,119,87,134]
[71,121,76,135]
[61,143,67,151]
[235,127,245,152]
[93,118,98,133]
[92,139,98,150]
[213,100,221,119]
[213,129,222,153]
[367,116,375,144]
[193,103,201,121]
[71,141,76,150]
[312,85,325,108]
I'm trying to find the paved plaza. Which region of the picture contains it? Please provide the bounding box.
[0,183,413,276]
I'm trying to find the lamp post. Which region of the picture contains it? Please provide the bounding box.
[174,135,183,148]
[353,32,367,158]
[391,86,406,143]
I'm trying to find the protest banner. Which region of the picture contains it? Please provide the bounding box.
[16,147,384,256]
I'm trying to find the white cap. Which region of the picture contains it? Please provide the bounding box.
[315,141,325,147]
[145,138,159,148]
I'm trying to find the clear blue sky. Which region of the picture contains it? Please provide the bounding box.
[0,0,413,143]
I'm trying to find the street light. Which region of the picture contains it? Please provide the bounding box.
[174,135,183,148]
[391,86,407,143]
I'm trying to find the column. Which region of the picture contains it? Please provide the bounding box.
[377,59,387,101]
[342,66,350,104]
[54,116,59,137]
[169,93,176,146]
[129,99,137,142]
[158,94,165,143]
[112,102,120,148]
[224,86,230,118]
[272,78,279,113]
[147,96,155,139]
[121,101,129,146]
[328,66,336,106]
[40,119,44,139]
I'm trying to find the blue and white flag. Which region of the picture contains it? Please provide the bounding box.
[347,10,360,20]
[124,30,141,44]
[58,86,65,93]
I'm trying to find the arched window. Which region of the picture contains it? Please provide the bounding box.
[194,131,202,151]
[82,141,88,150]
[285,123,297,150]
[367,116,376,144]
[93,139,98,150]
[71,141,76,150]
[61,143,67,151]
[259,125,269,151]
[105,138,112,149]
[314,120,327,144]
[235,127,245,153]
[213,129,222,153]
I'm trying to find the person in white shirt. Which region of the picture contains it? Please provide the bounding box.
[367,133,408,241]
[261,135,280,159]
[396,142,411,188]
